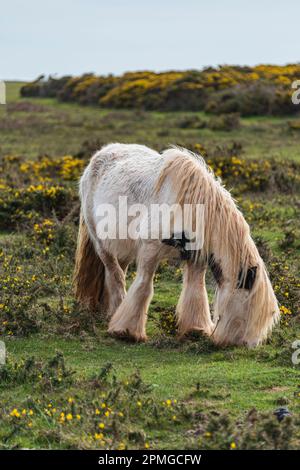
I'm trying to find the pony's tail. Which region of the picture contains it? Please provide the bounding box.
[73,212,105,310]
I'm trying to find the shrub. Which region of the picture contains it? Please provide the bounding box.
[202,152,300,193]
[21,75,71,98]
[268,259,300,322]
[205,82,297,116]
[0,184,75,230]
[189,409,300,450]
[288,120,300,131]
[20,64,300,115]
[0,353,74,390]
[177,116,207,129]
[207,113,241,131]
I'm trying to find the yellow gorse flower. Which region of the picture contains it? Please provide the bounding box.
[10,408,21,418]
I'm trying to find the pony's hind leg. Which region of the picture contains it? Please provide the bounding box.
[176,263,214,338]
[108,244,159,342]
[98,249,127,318]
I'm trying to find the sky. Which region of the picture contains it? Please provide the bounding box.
[1,0,300,80]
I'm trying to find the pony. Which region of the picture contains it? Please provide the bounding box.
[73,143,279,347]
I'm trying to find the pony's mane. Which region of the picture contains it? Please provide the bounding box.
[156,147,261,280]
[156,147,279,344]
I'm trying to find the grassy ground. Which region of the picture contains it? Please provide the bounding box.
[0,82,299,450]
[1,82,300,161]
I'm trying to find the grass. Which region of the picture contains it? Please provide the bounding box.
[4,335,300,411]
[0,82,300,160]
[2,324,300,449]
[0,82,299,449]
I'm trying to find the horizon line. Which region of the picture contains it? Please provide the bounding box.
[2,61,300,83]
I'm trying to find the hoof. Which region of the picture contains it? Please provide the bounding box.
[108,329,147,343]
[178,327,211,341]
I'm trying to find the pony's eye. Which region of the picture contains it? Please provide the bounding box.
[237,266,257,290]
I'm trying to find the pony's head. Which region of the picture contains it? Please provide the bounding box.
[209,212,280,347]
[156,147,280,347]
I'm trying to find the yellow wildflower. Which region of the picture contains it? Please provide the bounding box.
[10,408,21,418]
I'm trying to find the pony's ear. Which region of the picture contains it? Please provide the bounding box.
[237,266,257,290]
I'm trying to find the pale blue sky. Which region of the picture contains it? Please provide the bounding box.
[1,0,300,80]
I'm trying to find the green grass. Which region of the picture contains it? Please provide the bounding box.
[1,82,300,161]
[4,81,27,102]
[3,334,300,412]
[1,319,300,449]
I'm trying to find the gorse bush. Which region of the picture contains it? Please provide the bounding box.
[177,115,207,129]
[0,154,80,230]
[176,114,241,131]
[0,352,74,391]
[20,75,72,98]
[205,82,296,116]
[189,408,300,450]
[203,153,300,193]
[20,65,300,116]
[207,113,241,131]
[0,184,75,230]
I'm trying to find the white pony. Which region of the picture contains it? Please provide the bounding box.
[74,143,279,347]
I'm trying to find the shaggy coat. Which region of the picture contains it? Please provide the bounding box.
[74,144,279,346]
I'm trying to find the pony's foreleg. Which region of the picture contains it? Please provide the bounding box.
[98,250,126,318]
[176,263,214,337]
[108,245,159,342]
